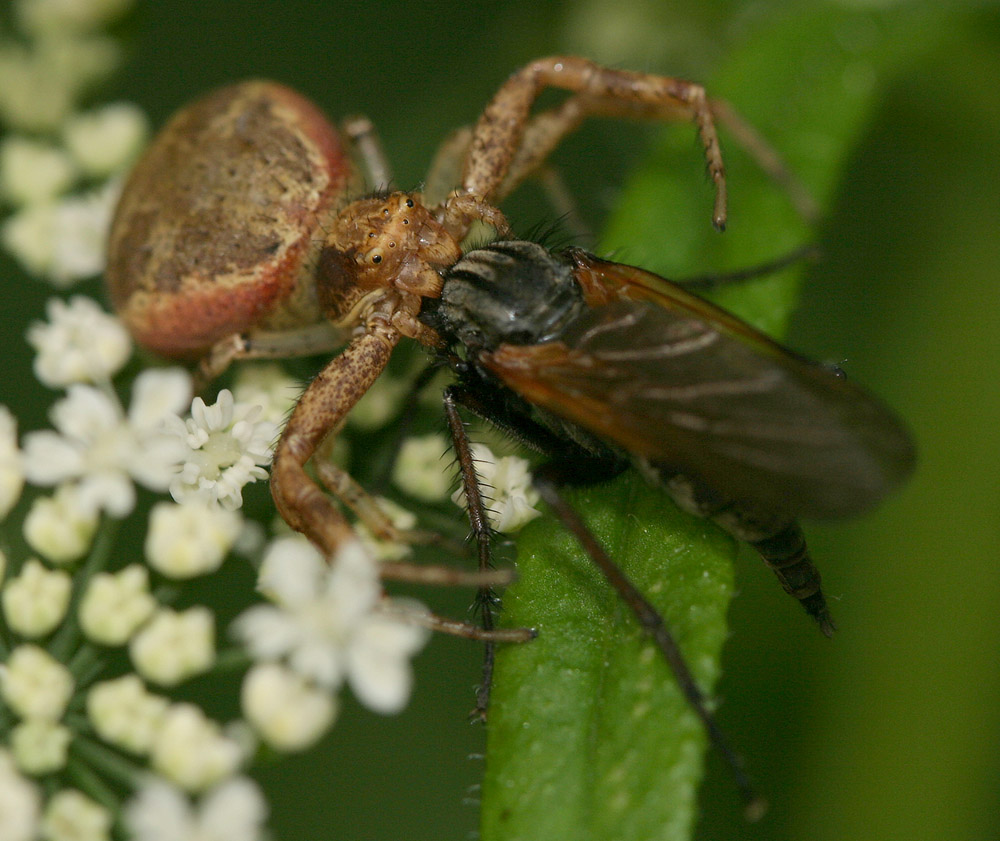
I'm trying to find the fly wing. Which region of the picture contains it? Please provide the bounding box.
[482,262,915,520]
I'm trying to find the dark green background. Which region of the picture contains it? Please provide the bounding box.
[1,2,998,839]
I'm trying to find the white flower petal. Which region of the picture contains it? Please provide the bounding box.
[0,136,76,205]
[128,368,192,430]
[63,102,148,177]
[0,749,41,841]
[256,535,325,607]
[149,704,242,792]
[393,433,453,501]
[76,469,136,517]
[346,643,414,715]
[231,605,302,662]
[124,779,192,841]
[40,789,112,841]
[87,675,168,755]
[130,608,215,687]
[79,565,156,646]
[241,664,336,751]
[2,558,72,637]
[197,777,268,840]
[21,431,84,485]
[10,720,72,775]
[48,186,118,284]
[0,644,74,721]
[50,384,119,441]
[27,295,132,386]
[145,501,241,579]
[22,484,99,563]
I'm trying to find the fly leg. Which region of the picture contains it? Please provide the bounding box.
[672,243,820,291]
[533,468,766,820]
[442,387,506,719]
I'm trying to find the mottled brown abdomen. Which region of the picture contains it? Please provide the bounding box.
[106,80,354,357]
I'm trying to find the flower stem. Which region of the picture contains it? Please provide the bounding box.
[70,731,145,791]
[50,517,121,662]
[213,646,253,672]
[66,753,122,813]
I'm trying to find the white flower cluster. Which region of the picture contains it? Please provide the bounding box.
[0,0,147,288]
[163,391,276,512]
[2,295,444,840]
[448,442,542,533]
[393,433,543,534]
[2,300,288,839]
[234,536,431,749]
[27,295,132,387]
[22,369,192,519]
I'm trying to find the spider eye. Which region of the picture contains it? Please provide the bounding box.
[371,253,383,264]
[405,198,414,208]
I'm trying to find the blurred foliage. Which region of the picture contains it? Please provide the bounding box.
[2,2,998,840]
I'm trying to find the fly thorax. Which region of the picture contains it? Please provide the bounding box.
[425,240,585,352]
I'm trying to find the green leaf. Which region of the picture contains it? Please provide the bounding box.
[482,473,736,841]
[481,6,952,841]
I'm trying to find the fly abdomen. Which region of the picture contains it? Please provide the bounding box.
[750,523,835,637]
[653,466,835,637]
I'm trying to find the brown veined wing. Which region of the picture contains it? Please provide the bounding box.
[482,255,915,520]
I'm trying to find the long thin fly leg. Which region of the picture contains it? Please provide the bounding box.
[442,387,503,719]
[674,243,821,291]
[533,467,767,821]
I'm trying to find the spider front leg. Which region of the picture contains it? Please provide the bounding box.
[271,319,513,590]
[458,55,727,228]
[271,321,399,555]
[425,125,592,242]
